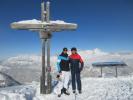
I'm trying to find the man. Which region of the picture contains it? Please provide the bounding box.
[56,48,70,97]
[69,47,84,94]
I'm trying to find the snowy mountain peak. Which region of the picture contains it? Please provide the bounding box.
[77,48,108,56]
[93,48,108,55]
[2,55,41,66]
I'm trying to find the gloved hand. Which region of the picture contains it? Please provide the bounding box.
[56,71,62,78]
[80,62,84,72]
[56,74,60,78]
[79,67,83,72]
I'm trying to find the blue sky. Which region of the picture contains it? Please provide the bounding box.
[0,0,133,59]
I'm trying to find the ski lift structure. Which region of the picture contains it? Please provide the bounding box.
[10,1,77,94]
[92,61,127,77]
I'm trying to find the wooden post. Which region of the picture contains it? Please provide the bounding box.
[115,66,118,77]
[101,67,103,77]
[46,2,52,94]
[40,1,52,94]
[46,2,50,23]
[46,38,52,93]
[40,39,46,94]
[41,2,45,22]
[40,1,47,94]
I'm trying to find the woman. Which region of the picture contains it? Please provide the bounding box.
[69,47,84,94]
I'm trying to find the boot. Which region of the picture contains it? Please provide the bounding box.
[58,88,64,97]
[73,90,76,94]
[63,88,70,95]
[78,90,82,94]
[58,94,61,97]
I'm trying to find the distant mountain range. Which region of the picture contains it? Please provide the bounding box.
[0,48,133,83]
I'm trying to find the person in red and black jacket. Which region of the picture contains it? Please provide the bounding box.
[69,47,84,94]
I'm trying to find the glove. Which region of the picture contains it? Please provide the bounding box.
[80,62,84,72]
[56,74,60,78]
[56,71,62,78]
[79,67,83,72]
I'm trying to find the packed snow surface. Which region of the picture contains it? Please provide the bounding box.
[0,77,133,100]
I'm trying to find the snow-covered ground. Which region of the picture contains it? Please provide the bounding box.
[0,77,133,100]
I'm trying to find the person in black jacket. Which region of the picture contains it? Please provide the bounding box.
[69,47,84,94]
[56,48,70,97]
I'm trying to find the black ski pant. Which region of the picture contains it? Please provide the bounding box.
[71,71,81,91]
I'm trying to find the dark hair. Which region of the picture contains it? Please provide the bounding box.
[71,47,77,51]
[63,47,68,51]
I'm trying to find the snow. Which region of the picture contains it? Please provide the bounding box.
[0,65,9,71]
[0,84,36,100]
[16,19,41,24]
[0,65,4,70]
[0,74,4,80]
[3,55,41,66]
[14,19,75,25]
[0,77,133,100]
